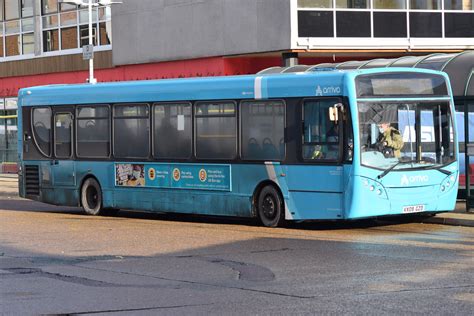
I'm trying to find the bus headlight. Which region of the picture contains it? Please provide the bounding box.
[361,177,388,199]
[440,173,457,194]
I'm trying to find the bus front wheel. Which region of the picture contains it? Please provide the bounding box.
[81,178,103,216]
[257,185,284,228]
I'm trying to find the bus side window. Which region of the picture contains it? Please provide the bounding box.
[153,102,192,159]
[113,103,150,159]
[195,101,237,159]
[302,99,340,161]
[240,100,285,161]
[32,107,52,157]
[77,105,110,158]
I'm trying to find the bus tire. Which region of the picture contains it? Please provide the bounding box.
[257,185,284,227]
[81,178,103,216]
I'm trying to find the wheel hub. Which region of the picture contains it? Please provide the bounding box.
[262,195,276,219]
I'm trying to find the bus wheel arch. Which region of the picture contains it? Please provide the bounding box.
[80,175,104,216]
[253,181,285,228]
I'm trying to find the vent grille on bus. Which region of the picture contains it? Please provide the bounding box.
[25,165,40,196]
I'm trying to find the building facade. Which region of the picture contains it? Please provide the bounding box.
[1,0,473,171]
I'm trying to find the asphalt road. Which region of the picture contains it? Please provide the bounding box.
[0,181,473,315]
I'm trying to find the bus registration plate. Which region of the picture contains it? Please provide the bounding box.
[402,205,425,214]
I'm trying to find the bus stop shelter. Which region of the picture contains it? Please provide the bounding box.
[259,51,474,210]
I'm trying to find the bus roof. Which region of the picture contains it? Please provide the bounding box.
[18,67,449,107]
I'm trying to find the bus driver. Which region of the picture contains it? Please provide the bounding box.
[377,122,404,158]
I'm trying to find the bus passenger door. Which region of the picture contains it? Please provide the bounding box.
[51,107,76,188]
[285,98,345,220]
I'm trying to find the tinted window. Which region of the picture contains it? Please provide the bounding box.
[410,12,442,37]
[54,113,72,158]
[303,99,340,161]
[445,13,474,38]
[336,11,370,37]
[374,12,407,38]
[298,11,334,37]
[153,103,192,159]
[195,101,236,159]
[374,0,406,8]
[297,0,333,8]
[336,0,369,8]
[32,107,52,157]
[113,104,150,158]
[241,100,285,161]
[356,73,448,97]
[77,106,110,158]
[444,0,472,10]
[410,0,441,9]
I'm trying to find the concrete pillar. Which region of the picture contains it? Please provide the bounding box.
[282,52,298,67]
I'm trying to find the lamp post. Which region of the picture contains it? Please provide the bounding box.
[60,0,121,84]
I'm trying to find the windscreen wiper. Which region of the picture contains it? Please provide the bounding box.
[377,160,417,180]
[378,159,452,180]
[417,165,452,175]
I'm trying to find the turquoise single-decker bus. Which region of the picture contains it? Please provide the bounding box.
[17,68,458,227]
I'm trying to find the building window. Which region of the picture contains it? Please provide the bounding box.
[0,98,19,164]
[336,11,371,37]
[298,0,333,8]
[373,0,406,9]
[113,104,150,159]
[444,0,472,10]
[0,34,3,57]
[60,2,76,12]
[77,105,110,158]
[240,100,285,161]
[43,29,59,52]
[336,0,370,8]
[80,24,97,47]
[153,103,192,159]
[42,14,58,29]
[22,32,33,54]
[298,11,334,37]
[5,0,20,20]
[42,0,58,15]
[195,101,237,159]
[5,19,20,33]
[410,0,441,9]
[61,26,78,49]
[99,22,111,45]
[5,34,20,56]
[60,10,77,27]
[37,1,111,54]
[410,12,442,37]
[21,0,34,18]
[374,12,407,37]
[21,16,32,32]
[445,12,474,37]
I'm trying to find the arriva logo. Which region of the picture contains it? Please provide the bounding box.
[316,85,323,96]
[315,85,341,96]
[400,174,429,186]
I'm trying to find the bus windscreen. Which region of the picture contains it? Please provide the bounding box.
[356,73,448,98]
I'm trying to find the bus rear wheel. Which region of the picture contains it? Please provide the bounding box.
[81,178,103,216]
[257,185,284,228]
